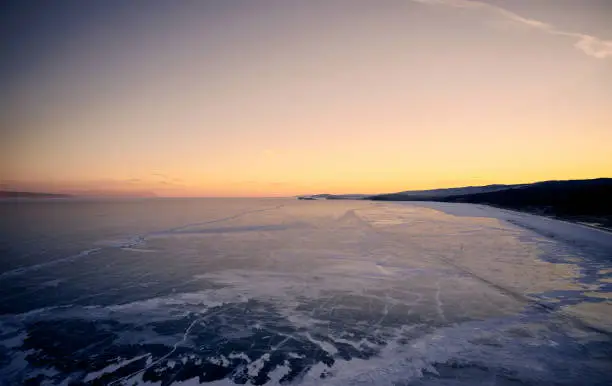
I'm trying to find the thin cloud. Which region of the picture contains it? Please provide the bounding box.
[150,173,184,186]
[566,33,612,59]
[412,0,612,59]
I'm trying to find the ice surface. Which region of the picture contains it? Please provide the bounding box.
[0,199,610,385]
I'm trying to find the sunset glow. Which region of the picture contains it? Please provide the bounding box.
[2,0,611,196]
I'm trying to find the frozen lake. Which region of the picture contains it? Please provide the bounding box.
[0,198,610,385]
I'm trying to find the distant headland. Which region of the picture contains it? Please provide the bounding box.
[0,191,72,198]
[297,178,612,231]
[0,190,157,199]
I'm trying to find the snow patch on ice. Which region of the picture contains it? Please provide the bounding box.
[84,354,149,382]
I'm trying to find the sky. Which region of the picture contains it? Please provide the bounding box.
[1,0,611,197]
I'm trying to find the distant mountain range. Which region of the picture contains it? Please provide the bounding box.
[297,193,370,200]
[0,191,72,198]
[299,178,612,229]
[375,183,525,199]
[0,190,157,198]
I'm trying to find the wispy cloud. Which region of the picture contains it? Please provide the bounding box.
[150,173,183,186]
[412,0,612,59]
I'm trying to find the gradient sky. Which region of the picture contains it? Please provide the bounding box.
[2,0,611,196]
